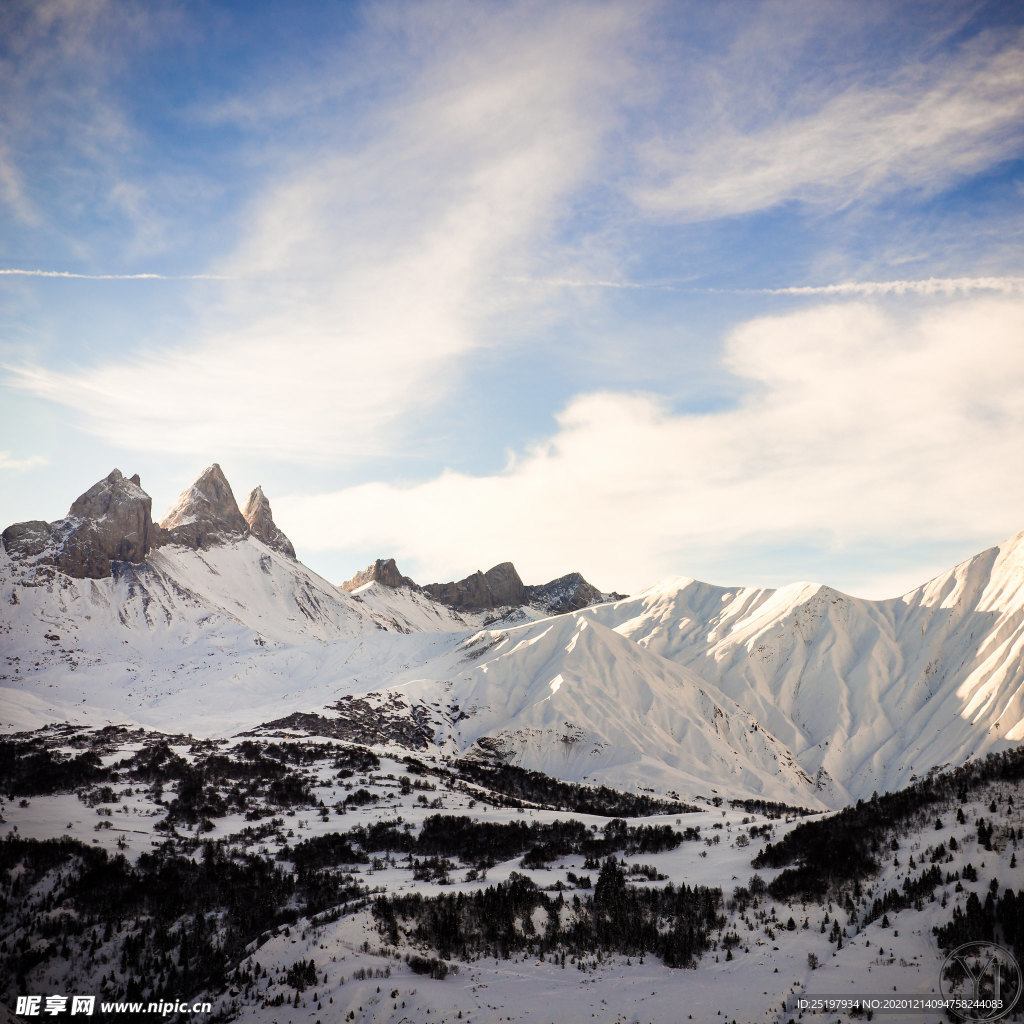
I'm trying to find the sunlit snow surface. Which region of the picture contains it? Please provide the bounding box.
[2,530,1024,804]
[3,533,1024,1023]
[586,530,1024,799]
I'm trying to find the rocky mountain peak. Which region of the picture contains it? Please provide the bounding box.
[68,469,148,522]
[422,561,528,611]
[242,486,296,559]
[340,557,612,616]
[157,463,249,550]
[340,557,418,592]
[526,571,607,614]
[1,468,155,579]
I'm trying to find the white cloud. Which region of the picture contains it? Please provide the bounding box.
[635,33,1024,219]
[0,451,46,471]
[4,2,640,463]
[276,296,1024,595]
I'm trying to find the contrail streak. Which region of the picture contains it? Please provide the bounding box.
[745,276,1024,297]
[507,274,1024,296]
[0,268,230,280]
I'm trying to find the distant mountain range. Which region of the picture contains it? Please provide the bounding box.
[2,463,1022,808]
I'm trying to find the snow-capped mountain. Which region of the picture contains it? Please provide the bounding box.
[582,533,1024,800]
[402,612,823,803]
[2,463,1023,808]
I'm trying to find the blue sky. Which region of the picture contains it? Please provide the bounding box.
[2,0,1024,597]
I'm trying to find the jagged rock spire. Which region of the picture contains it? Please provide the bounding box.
[158,463,249,550]
[242,486,296,559]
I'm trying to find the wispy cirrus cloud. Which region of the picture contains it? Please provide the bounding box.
[0,0,189,257]
[635,30,1024,219]
[5,2,644,464]
[505,275,687,291]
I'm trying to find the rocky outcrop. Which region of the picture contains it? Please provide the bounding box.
[242,486,296,559]
[340,557,418,592]
[422,561,529,611]
[1,469,155,579]
[157,464,249,550]
[2,462,297,572]
[1,520,53,561]
[353,556,613,614]
[526,571,606,614]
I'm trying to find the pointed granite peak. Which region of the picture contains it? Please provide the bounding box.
[2,468,154,578]
[242,485,296,559]
[340,557,418,592]
[158,463,249,550]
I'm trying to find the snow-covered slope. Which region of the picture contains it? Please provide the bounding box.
[584,530,1024,799]
[346,579,478,633]
[148,540,381,643]
[0,537,826,804]
[3,464,1023,806]
[0,537,472,734]
[400,612,827,805]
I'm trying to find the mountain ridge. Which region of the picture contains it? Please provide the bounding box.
[2,463,1022,808]
[582,529,1024,796]
[342,556,614,617]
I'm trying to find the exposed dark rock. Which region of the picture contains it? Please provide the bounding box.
[1,469,155,579]
[526,571,606,614]
[249,695,436,749]
[422,561,612,614]
[422,561,528,611]
[340,557,419,592]
[63,470,155,574]
[1,520,52,560]
[157,463,249,550]
[242,485,296,559]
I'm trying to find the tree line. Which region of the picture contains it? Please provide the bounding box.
[372,857,722,969]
